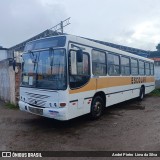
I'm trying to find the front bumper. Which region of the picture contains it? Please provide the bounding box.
[18,101,68,121]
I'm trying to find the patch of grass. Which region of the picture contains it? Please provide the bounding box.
[5,103,19,109]
[150,88,160,96]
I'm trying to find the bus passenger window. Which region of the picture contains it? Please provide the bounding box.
[92,50,106,76]
[139,60,145,75]
[145,62,150,75]
[121,56,130,75]
[131,58,138,75]
[108,53,120,75]
[150,63,154,75]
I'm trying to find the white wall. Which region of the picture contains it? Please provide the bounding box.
[0,50,8,61]
[155,66,160,80]
[0,60,15,104]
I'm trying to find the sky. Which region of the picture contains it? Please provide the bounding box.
[0,0,160,51]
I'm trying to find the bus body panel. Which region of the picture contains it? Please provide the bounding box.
[19,35,155,120]
[19,87,69,120]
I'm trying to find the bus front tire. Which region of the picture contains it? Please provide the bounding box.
[90,96,104,120]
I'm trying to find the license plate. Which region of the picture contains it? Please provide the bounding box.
[28,107,43,115]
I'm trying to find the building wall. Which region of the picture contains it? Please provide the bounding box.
[155,66,160,88]
[0,60,16,104]
[0,50,8,61]
[155,66,160,80]
[15,66,21,102]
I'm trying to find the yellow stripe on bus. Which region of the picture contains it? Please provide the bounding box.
[69,76,155,94]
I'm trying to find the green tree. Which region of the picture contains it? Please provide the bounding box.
[156,43,160,52]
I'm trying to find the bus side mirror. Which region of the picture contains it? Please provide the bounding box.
[76,50,83,62]
[13,59,16,71]
[12,59,19,73]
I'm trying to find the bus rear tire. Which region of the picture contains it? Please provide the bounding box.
[90,96,104,120]
[139,86,145,101]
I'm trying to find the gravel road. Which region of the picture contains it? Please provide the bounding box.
[0,96,160,159]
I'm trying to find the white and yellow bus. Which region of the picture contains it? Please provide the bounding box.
[19,35,155,120]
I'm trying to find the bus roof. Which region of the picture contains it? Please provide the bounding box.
[66,35,154,63]
[26,34,154,63]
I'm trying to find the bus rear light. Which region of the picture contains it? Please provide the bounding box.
[59,103,66,107]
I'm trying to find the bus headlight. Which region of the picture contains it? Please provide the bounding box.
[21,96,25,102]
[49,103,58,108]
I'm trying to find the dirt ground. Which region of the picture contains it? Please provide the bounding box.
[0,95,160,159]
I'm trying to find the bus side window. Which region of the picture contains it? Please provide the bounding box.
[121,56,130,75]
[150,63,154,75]
[108,53,120,76]
[139,60,145,75]
[92,50,106,76]
[69,50,90,89]
[145,62,150,75]
[131,58,138,75]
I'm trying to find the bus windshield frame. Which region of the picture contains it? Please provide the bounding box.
[21,48,67,90]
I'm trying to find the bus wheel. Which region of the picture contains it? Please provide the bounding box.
[139,87,145,101]
[90,96,104,119]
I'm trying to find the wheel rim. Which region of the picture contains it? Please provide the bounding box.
[93,101,102,116]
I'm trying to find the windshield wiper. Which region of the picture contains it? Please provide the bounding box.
[29,51,39,71]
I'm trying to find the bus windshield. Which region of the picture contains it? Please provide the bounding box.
[21,49,66,90]
[24,36,66,51]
